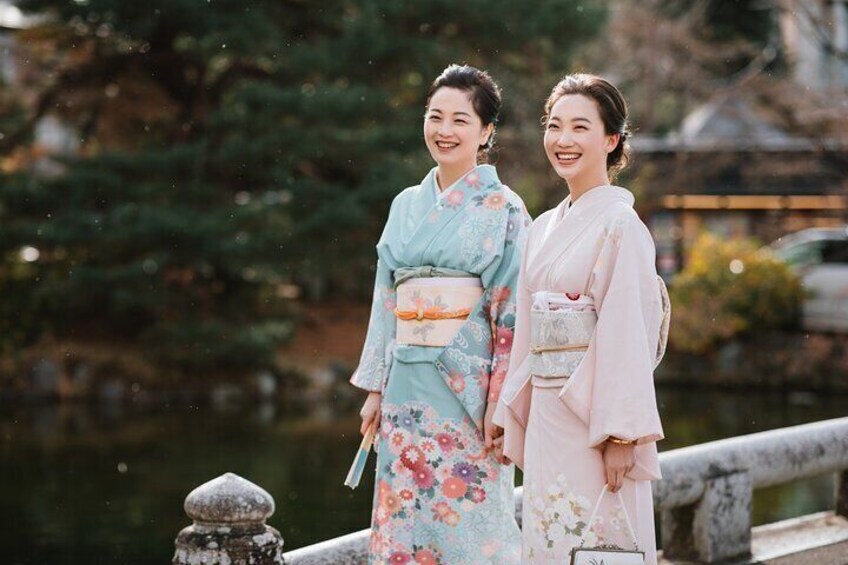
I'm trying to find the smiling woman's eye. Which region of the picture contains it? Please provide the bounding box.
[454,119,467,125]
[574,125,587,131]
[546,123,559,130]
[428,115,441,121]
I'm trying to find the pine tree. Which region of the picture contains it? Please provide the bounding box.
[0,0,604,375]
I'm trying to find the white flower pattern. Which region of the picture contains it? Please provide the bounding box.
[524,474,629,563]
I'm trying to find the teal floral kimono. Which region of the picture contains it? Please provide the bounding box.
[351,165,529,564]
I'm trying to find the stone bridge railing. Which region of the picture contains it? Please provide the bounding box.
[172,417,848,564]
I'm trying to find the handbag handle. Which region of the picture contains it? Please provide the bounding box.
[577,484,640,550]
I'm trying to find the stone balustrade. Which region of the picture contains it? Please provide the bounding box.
[173,417,848,564]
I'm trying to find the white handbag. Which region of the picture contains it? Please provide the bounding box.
[569,485,645,565]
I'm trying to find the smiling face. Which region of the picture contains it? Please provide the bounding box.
[424,87,493,173]
[543,94,620,191]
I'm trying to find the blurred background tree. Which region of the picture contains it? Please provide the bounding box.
[0,0,604,377]
[1,0,840,383]
[589,0,776,136]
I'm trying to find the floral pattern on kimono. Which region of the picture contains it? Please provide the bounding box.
[523,474,630,562]
[351,165,529,564]
[494,185,665,564]
[369,403,516,564]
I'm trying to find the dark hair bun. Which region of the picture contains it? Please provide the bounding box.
[543,73,631,178]
[426,64,502,155]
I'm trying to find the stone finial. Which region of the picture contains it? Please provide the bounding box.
[184,472,275,526]
[173,473,284,565]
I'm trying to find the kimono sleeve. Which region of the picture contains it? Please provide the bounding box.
[349,257,396,393]
[350,195,403,393]
[480,200,531,404]
[561,215,664,448]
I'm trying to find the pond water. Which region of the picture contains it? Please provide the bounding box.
[2,387,847,564]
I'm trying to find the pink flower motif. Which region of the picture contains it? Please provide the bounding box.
[436,465,454,482]
[411,294,427,310]
[414,549,438,565]
[483,192,505,210]
[465,171,482,188]
[420,438,436,453]
[432,501,451,522]
[412,466,435,489]
[444,511,461,527]
[435,433,456,453]
[494,326,514,355]
[441,477,468,498]
[381,492,402,514]
[595,519,607,537]
[469,486,487,503]
[401,446,426,470]
[389,430,410,453]
[445,190,465,208]
[449,373,465,394]
[378,480,392,499]
[390,551,412,564]
[391,459,408,476]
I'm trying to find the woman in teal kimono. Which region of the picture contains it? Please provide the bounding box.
[351,65,528,564]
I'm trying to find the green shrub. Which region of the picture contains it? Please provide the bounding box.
[669,233,803,354]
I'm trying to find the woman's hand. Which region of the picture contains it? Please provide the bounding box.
[484,402,510,464]
[602,440,635,493]
[359,391,382,436]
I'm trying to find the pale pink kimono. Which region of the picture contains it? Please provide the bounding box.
[493,185,665,564]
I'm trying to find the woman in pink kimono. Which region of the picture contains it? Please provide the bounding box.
[493,74,668,563]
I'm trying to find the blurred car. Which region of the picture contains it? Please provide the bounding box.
[771,226,848,332]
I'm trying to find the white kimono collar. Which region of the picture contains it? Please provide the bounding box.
[543,184,634,242]
[529,185,636,289]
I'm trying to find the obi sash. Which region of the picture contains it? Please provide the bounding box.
[393,266,482,347]
[529,291,596,379]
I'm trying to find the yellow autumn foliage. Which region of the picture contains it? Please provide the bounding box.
[669,233,803,354]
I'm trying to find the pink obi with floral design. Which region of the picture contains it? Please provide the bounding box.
[395,277,483,347]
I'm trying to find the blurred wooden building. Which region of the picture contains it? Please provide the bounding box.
[632,0,848,277]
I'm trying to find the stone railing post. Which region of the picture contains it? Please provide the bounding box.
[173,472,284,565]
[661,470,752,563]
